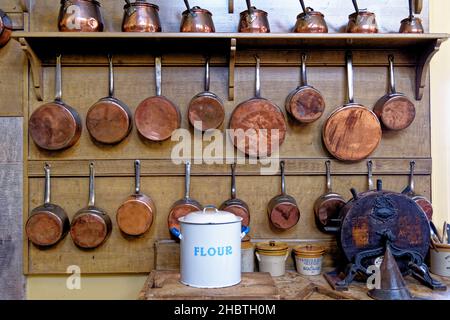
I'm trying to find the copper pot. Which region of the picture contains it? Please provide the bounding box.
[180,1,215,33]
[58,0,104,32]
[346,0,378,33]
[122,0,162,32]
[238,2,270,33]
[0,9,12,48]
[399,0,424,33]
[293,1,328,33]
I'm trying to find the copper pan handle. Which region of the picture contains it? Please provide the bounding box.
[325,160,332,193]
[55,54,62,101]
[352,0,359,13]
[367,160,374,190]
[88,162,95,207]
[135,160,141,195]
[44,163,51,205]
[409,160,416,194]
[299,0,307,14]
[184,161,191,199]
[300,53,308,87]
[108,54,114,98]
[255,55,261,98]
[346,52,354,104]
[204,57,210,92]
[280,160,286,195]
[388,55,396,94]
[231,163,237,199]
[155,56,162,96]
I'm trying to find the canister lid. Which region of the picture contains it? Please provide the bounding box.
[294,245,325,256]
[179,206,242,225]
[241,240,254,250]
[256,241,289,256]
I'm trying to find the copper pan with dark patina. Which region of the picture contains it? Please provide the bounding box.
[58,0,104,32]
[229,55,287,158]
[346,0,378,33]
[238,0,270,33]
[399,0,424,33]
[180,0,215,33]
[29,55,82,151]
[134,56,181,142]
[293,0,328,33]
[402,161,433,220]
[122,0,162,32]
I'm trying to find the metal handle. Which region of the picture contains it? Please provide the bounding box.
[409,160,416,194]
[408,0,414,20]
[325,160,332,193]
[255,55,261,98]
[300,53,308,87]
[88,162,95,207]
[204,57,210,92]
[184,161,191,199]
[155,56,162,96]
[246,0,252,13]
[299,0,307,14]
[203,205,219,214]
[352,0,359,13]
[346,52,354,104]
[108,54,114,98]
[44,163,51,205]
[183,0,191,11]
[377,179,382,191]
[367,160,374,190]
[231,163,237,199]
[280,160,286,195]
[388,55,396,94]
[55,54,62,101]
[134,160,141,194]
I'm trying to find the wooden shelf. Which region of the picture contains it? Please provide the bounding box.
[12,32,448,101]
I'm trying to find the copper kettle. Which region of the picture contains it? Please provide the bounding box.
[399,0,424,33]
[122,0,162,32]
[180,0,215,33]
[238,0,270,33]
[346,0,378,33]
[293,0,328,33]
[58,0,104,32]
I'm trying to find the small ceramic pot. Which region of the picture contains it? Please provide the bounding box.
[255,241,289,277]
[430,244,450,277]
[241,236,255,272]
[294,245,325,276]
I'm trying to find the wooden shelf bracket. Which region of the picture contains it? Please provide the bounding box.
[19,37,43,101]
[228,38,237,101]
[415,38,444,101]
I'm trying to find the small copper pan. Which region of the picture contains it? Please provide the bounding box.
[402,161,433,220]
[26,163,70,247]
[168,161,203,236]
[70,163,112,249]
[313,160,346,233]
[238,0,270,33]
[373,55,415,131]
[285,53,325,124]
[220,164,250,227]
[0,9,12,48]
[86,55,133,144]
[135,56,181,142]
[180,0,215,33]
[188,58,225,131]
[229,56,287,158]
[29,55,82,151]
[267,161,300,231]
[399,0,424,33]
[293,0,328,33]
[117,160,156,236]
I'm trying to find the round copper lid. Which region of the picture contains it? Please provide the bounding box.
[182,6,212,16]
[124,1,159,10]
[256,241,289,255]
[294,244,325,256]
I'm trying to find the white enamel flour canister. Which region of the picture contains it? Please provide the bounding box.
[171,206,250,288]
[256,241,289,277]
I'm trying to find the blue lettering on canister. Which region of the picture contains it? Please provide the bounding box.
[194,247,200,256]
[208,247,216,256]
[193,246,234,257]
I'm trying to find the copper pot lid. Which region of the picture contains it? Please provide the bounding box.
[256,241,289,255]
[182,6,212,16]
[297,8,324,19]
[61,0,101,6]
[124,1,159,10]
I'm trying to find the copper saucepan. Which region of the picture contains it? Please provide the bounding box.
[180,0,215,33]
[267,161,300,231]
[58,0,104,32]
[313,160,346,233]
[238,0,270,33]
[285,53,325,124]
[293,0,328,33]
[220,164,250,227]
[399,0,424,33]
[86,55,133,144]
[122,0,162,32]
[29,55,82,151]
[346,0,378,33]
[0,9,12,47]
[402,161,433,220]
[70,163,112,249]
[373,55,416,131]
[188,58,225,131]
[135,57,181,142]
[26,163,70,247]
[322,52,381,161]
[229,55,287,158]
[117,160,156,236]
[168,161,203,236]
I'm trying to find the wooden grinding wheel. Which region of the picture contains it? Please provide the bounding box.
[188,57,225,131]
[70,163,112,249]
[135,56,181,142]
[29,55,82,151]
[26,163,70,247]
[267,161,300,230]
[116,160,156,236]
[285,53,325,124]
[86,55,133,144]
[322,52,381,162]
[229,55,287,157]
[168,161,203,236]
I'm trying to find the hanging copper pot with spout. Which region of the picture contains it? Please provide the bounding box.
[346,0,378,33]
[58,0,104,32]
[180,0,215,33]
[293,0,328,33]
[238,0,270,33]
[122,0,162,32]
[399,0,424,34]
